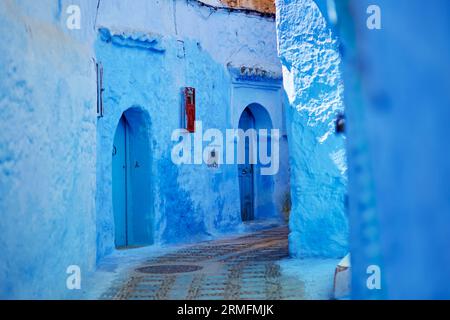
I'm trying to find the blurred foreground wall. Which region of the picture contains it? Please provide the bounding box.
[277,0,450,299]
[0,0,98,299]
[333,0,450,299]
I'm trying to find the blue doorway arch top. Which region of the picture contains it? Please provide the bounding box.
[244,103,273,130]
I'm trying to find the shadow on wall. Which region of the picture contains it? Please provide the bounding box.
[157,152,210,244]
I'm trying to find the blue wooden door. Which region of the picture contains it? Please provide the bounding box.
[112,116,128,247]
[238,108,255,221]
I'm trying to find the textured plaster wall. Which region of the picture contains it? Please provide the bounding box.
[0,0,98,299]
[332,0,450,299]
[96,0,281,74]
[275,0,348,258]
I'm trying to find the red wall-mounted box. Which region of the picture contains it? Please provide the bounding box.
[183,87,196,133]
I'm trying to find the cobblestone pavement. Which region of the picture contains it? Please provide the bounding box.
[101,225,307,300]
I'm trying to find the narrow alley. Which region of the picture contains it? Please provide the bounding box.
[5,0,450,302]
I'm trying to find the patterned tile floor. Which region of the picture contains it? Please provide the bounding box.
[100,225,307,300]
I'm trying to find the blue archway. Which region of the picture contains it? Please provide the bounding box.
[112,107,153,248]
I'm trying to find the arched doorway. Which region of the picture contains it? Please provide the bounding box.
[112,107,153,248]
[238,103,275,222]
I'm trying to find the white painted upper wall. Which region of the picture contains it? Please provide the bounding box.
[198,0,223,5]
[95,0,281,74]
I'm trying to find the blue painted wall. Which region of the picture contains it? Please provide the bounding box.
[94,27,244,257]
[94,0,288,260]
[0,0,98,299]
[275,0,349,258]
[278,0,450,299]
[330,0,450,299]
[0,0,289,298]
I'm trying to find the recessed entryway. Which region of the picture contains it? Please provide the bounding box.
[112,107,153,248]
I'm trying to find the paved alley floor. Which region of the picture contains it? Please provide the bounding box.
[99,225,314,300]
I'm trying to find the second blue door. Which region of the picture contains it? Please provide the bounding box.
[238,108,255,221]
